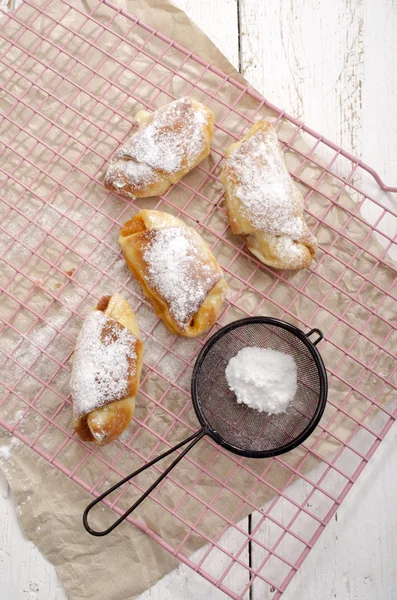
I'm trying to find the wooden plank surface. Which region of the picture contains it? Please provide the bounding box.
[178,0,240,70]
[1,0,397,599]
[239,0,397,183]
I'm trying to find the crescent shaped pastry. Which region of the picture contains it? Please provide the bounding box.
[221,121,317,270]
[105,97,214,199]
[118,210,228,337]
[70,294,144,446]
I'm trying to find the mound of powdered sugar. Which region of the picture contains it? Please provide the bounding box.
[225,346,297,414]
[106,97,210,194]
[70,311,137,417]
[143,226,221,328]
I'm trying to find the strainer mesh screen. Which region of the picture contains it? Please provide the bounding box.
[195,323,321,454]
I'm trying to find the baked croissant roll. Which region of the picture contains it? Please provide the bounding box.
[70,294,144,446]
[119,210,228,337]
[221,121,317,270]
[105,97,214,199]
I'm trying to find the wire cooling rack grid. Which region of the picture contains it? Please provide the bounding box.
[0,1,396,598]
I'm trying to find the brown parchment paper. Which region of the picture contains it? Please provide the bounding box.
[0,1,396,599]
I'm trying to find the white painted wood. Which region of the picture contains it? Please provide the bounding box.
[361,0,397,184]
[0,471,68,600]
[250,427,397,600]
[239,1,397,598]
[240,0,397,182]
[1,1,397,600]
[139,522,250,600]
[0,467,248,600]
[175,0,240,70]
[241,0,366,151]
[3,430,397,600]
[282,422,397,600]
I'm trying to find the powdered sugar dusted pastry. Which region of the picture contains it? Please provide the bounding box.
[119,210,228,337]
[105,97,214,199]
[70,294,144,446]
[221,121,317,270]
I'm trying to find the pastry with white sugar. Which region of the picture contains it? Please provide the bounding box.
[118,210,228,337]
[70,294,144,446]
[221,120,317,270]
[105,97,214,199]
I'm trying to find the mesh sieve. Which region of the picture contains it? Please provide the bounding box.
[84,317,327,535]
[192,317,327,458]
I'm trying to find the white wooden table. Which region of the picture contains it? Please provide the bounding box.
[1,1,397,599]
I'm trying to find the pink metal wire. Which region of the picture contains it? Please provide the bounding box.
[0,1,396,598]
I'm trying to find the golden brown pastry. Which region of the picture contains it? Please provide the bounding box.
[70,294,144,446]
[105,97,214,199]
[221,121,317,270]
[119,210,228,337]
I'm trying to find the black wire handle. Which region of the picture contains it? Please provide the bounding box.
[83,428,206,536]
[306,328,324,346]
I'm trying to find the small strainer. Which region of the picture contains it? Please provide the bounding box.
[84,317,327,536]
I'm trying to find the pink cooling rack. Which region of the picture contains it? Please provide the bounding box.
[1,1,396,598]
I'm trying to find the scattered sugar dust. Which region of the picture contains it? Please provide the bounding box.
[0,437,21,461]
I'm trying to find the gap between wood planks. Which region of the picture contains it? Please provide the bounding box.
[236,0,243,74]
[230,4,254,596]
[236,8,253,593]
[230,4,255,596]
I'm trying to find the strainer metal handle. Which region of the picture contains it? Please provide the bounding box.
[83,317,327,536]
[306,328,323,345]
[83,428,206,536]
